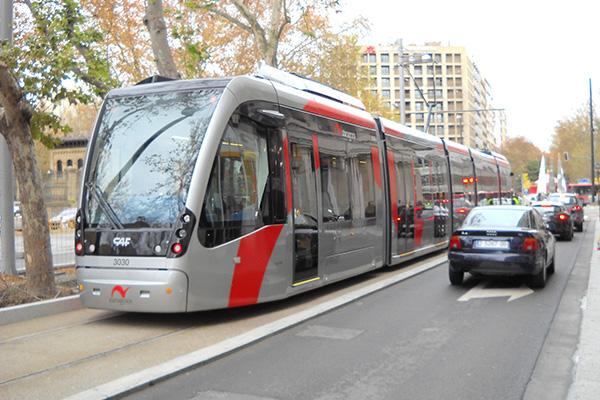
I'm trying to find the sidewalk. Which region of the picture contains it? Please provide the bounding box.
[570,206,600,399]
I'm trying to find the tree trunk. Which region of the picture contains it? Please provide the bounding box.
[0,65,56,298]
[144,0,181,79]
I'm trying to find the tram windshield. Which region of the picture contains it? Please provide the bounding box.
[85,88,223,228]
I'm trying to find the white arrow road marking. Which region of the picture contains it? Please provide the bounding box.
[458,282,535,302]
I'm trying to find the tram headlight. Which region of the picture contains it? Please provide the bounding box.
[176,229,187,239]
[75,242,84,255]
[182,214,191,223]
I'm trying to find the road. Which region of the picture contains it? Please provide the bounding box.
[126,222,593,400]
[0,214,594,400]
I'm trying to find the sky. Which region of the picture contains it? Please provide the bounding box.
[331,0,600,151]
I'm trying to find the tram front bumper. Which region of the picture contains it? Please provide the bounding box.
[77,267,189,313]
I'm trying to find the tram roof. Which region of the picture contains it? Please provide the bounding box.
[106,77,233,98]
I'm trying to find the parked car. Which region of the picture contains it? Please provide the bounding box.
[547,193,584,232]
[448,205,556,288]
[49,208,78,230]
[531,201,574,240]
[13,201,22,231]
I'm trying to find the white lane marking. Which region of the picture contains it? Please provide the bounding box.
[296,325,364,340]
[65,255,446,400]
[458,282,534,302]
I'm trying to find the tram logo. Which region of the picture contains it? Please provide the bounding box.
[111,285,130,298]
[113,237,132,247]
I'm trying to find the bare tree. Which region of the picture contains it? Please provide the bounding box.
[144,0,181,78]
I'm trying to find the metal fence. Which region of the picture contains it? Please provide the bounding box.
[2,169,82,274]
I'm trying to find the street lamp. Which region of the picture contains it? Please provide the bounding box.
[396,39,435,127]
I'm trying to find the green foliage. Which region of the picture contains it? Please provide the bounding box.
[0,0,117,146]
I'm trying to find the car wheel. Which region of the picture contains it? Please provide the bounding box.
[531,262,547,288]
[547,253,555,275]
[576,222,583,232]
[449,265,464,286]
[567,228,574,241]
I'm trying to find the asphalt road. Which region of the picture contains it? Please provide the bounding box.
[127,226,591,400]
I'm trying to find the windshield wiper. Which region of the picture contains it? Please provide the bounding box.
[103,105,204,198]
[86,182,124,229]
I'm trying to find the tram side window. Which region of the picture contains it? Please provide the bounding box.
[321,154,352,222]
[351,154,376,219]
[199,113,277,247]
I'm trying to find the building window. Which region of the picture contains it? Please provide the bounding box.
[456,89,463,99]
[381,77,390,87]
[369,65,377,75]
[427,65,434,75]
[369,54,376,63]
[447,77,454,86]
[382,89,391,99]
[446,66,454,75]
[455,65,462,75]
[448,89,455,99]
[381,53,390,63]
[435,65,442,75]
[414,65,423,76]
[446,54,453,63]
[77,159,84,169]
[362,54,368,63]
[415,102,424,111]
[455,53,461,63]
[394,77,400,87]
[415,113,424,122]
[395,89,400,98]
[381,65,390,75]
[67,159,73,168]
[455,77,462,87]
[370,89,378,96]
[57,160,63,176]
[414,77,423,87]
[434,54,442,63]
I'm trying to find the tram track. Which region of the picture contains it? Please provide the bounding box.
[0,253,446,400]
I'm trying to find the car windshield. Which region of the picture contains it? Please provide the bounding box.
[548,195,576,205]
[463,208,530,228]
[533,205,561,215]
[85,87,223,229]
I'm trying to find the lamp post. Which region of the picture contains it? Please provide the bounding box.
[396,40,434,127]
[590,79,595,203]
[0,0,17,275]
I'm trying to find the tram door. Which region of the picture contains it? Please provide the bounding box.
[395,155,416,255]
[290,142,319,283]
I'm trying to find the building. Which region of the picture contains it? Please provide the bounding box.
[45,135,88,210]
[360,42,505,149]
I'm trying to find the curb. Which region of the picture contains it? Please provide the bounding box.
[0,294,82,326]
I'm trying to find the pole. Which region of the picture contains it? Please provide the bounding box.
[0,0,12,45]
[0,0,16,275]
[590,78,595,203]
[398,39,405,125]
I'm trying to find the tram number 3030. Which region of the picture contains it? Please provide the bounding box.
[113,258,130,266]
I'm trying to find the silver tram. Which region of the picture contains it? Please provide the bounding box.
[75,65,512,312]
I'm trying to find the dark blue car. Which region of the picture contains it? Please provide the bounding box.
[448,205,556,288]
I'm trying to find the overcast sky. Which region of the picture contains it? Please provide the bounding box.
[332,0,600,151]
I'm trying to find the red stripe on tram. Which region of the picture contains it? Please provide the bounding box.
[303,99,377,129]
[371,146,382,188]
[312,133,320,170]
[282,135,293,215]
[412,160,424,246]
[228,225,284,308]
[387,149,398,234]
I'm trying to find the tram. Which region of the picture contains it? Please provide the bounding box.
[76,64,511,312]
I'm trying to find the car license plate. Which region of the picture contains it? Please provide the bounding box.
[474,240,509,249]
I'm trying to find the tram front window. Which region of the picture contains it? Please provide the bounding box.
[85,88,223,229]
